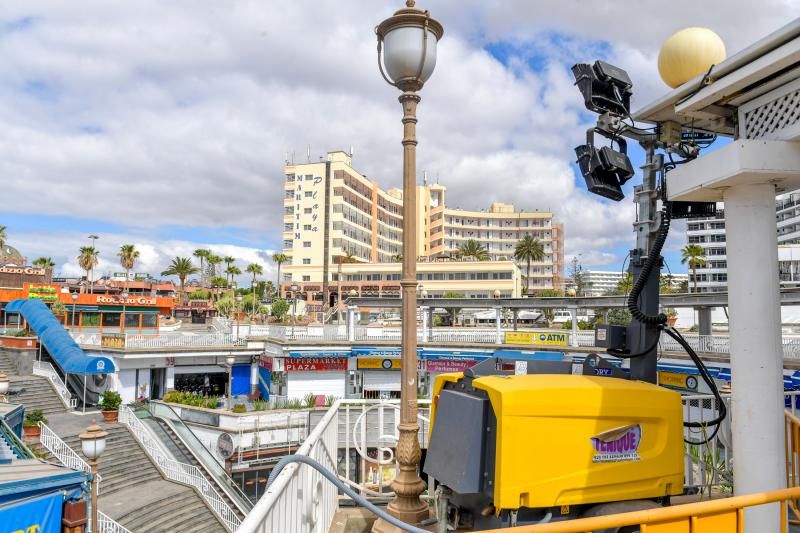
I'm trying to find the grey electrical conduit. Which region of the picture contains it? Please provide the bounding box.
[266,454,430,533]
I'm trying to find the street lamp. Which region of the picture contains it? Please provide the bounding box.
[79,420,107,533]
[235,295,243,340]
[290,283,300,338]
[120,291,128,334]
[0,373,8,403]
[225,354,235,410]
[71,291,79,330]
[375,1,443,528]
[87,235,99,294]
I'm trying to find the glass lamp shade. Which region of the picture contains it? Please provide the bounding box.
[421,290,428,298]
[493,290,502,298]
[290,284,300,292]
[236,295,243,302]
[79,421,108,461]
[382,25,439,84]
[349,290,358,297]
[226,355,236,366]
[71,293,78,301]
[0,375,8,395]
[121,292,129,300]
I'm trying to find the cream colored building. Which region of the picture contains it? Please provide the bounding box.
[282,151,563,305]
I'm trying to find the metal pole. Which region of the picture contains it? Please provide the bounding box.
[386,90,427,523]
[724,182,785,531]
[83,376,87,414]
[228,363,233,411]
[91,459,99,533]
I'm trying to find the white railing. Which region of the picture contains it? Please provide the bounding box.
[38,422,101,491]
[213,317,232,334]
[119,405,241,531]
[235,410,309,467]
[97,511,132,533]
[33,360,77,409]
[71,332,102,346]
[124,333,245,348]
[238,399,340,533]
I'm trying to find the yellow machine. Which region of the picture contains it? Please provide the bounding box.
[423,357,684,530]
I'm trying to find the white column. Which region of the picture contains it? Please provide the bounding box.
[725,183,785,531]
[347,306,357,342]
[165,367,175,391]
[495,307,502,345]
[250,359,258,395]
[570,307,579,347]
[420,306,429,343]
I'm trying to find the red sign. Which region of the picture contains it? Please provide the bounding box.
[259,356,274,371]
[424,359,481,373]
[285,357,347,372]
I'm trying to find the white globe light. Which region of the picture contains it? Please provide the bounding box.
[658,27,726,89]
[383,26,439,84]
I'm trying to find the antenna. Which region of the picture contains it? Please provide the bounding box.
[423,171,428,186]
[307,145,311,163]
[350,145,354,157]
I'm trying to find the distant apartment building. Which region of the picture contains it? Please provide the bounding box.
[685,191,800,292]
[281,151,564,305]
[579,270,688,297]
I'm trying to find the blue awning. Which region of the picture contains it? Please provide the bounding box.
[7,299,114,375]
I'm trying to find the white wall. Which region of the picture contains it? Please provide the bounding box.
[118,369,137,404]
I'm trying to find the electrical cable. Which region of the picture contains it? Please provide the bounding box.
[627,205,671,325]
[267,454,430,533]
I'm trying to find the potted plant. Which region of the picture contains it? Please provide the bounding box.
[99,391,122,422]
[664,308,679,326]
[23,409,47,440]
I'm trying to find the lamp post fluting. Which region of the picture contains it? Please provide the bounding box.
[374,2,443,529]
[79,420,107,533]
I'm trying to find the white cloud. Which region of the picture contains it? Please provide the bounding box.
[0,1,793,271]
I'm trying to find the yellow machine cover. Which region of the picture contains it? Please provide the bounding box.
[432,373,684,511]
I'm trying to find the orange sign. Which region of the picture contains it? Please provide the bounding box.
[96,295,157,306]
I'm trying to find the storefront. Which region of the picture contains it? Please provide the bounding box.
[284,352,350,400]
[357,356,402,400]
[62,293,173,334]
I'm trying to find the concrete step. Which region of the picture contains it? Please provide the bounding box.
[123,493,224,533]
[101,469,162,495]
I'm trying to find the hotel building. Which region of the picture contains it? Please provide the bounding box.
[282,151,563,304]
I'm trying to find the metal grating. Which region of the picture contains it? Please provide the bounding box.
[741,85,800,139]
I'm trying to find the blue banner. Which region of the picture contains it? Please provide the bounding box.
[0,491,62,533]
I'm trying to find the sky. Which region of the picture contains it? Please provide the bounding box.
[0,1,795,286]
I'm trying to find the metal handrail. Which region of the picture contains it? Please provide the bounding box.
[489,487,800,532]
[119,405,241,532]
[1,418,34,460]
[97,511,132,533]
[33,360,78,409]
[38,422,102,491]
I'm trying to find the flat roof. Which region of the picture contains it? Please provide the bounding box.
[0,460,88,497]
[633,19,800,134]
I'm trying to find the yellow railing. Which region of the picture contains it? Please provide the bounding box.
[479,409,800,532]
[484,487,799,532]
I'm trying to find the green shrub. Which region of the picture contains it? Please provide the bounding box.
[99,391,122,410]
[302,392,317,408]
[205,396,219,409]
[232,403,247,414]
[24,409,47,426]
[252,399,269,411]
[13,329,33,337]
[271,300,290,321]
[324,395,338,407]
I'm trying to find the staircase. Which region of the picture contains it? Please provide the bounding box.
[42,421,225,532]
[0,351,66,415]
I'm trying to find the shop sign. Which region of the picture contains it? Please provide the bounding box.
[96,295,157,306]
[504,331,568,346]
[101,334,126,349]
[0,265,44,275]
[285,357,347,372]
[259,356,274,371]
[352,347,402,357]
[424,359,481,373]
[659,371,699,391]
[0,491,62,533]
[28,284,58,302]
[357,357,401,370]
[288,351,351,358]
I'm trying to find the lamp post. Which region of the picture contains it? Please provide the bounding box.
[120,291,128,334]
[375,2,443,528]
[88,235,99,294]
[79,420,107,533]
[71,291,78,330]
[0,373,9,403]
[290,283,300,339]
[225,354,235,410]
[235,295,243,340]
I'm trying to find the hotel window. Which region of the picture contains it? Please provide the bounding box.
[688,236,705,243]
[687,223,703,231]
[286,174,295,182]
[305,175,314,181]
[302,275,311,281]
[707,247,726,256]
[304,191,314,198]
[285,207,294,215]
[304,225,312,231]
[283,240,293,248]
[304,208,312,214]
[303,259,311,265]
[303,242,311,248]
[710,222,725,229]
[710,234,726,243]
[284,223,293,231]
[296,194,301,201]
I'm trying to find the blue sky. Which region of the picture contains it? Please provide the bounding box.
[0,1,790,283]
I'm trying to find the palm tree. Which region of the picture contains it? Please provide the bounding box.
[336,252,359,321]
[0,225,6,248]
[33,257,55,269]
[226,265,242,286]
[246,263,264,291]
[194,249,211,287]
[118,244,140,286]
[616,272,633,294]
[514,236,545,295]
[681,244,706,293]
[77,246,99,293]
[223,256,236,276]
[161,257,199,303]
[272,252,288,297]
[457,239,489,261]
[390,254,402,262]
[207,254,223,279]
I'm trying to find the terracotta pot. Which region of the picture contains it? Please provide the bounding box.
[666,317,678,326]
[101,409,118,423]
[23,424,41,440]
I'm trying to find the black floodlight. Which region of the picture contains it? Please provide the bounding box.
[572,60,632,116]
[575,129,635,202]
